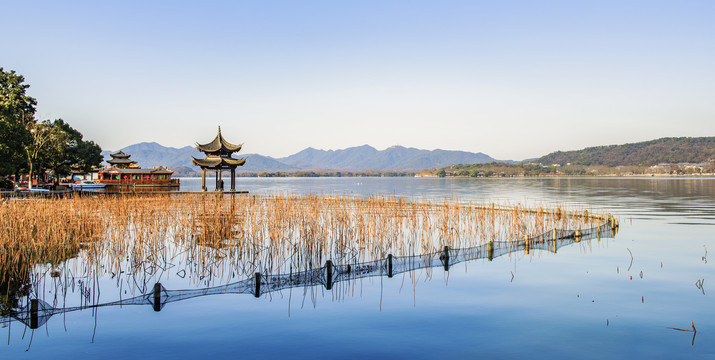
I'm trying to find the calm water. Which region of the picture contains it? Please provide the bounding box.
[4,177,715,359]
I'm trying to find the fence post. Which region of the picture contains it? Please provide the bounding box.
[487,241,494,261]
[254,272,261,298]
[325,260,333,290]
[552,238,557,253]
[524,235,530,255]
[30,299,39,329]
[387,254,393,278]
[442,246,450,271]
[153,283,162,312]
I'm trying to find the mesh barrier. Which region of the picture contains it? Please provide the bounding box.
[2,221,616,329]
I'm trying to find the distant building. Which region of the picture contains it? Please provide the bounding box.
[99,151,178,189]
[100,166,174,183]
[106,151,139,169]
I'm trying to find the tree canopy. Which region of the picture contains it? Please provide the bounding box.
[0,68,36,176]
[0,68,103,185]
[40,119,103,182]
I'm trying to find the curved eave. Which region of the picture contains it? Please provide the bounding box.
[107,159,137,164]
[225,157,246,166]
[217,133,242,152]
[110,151,130,158]
[196,143,243,154]
[192,157,246,168]
[192,157,222,167]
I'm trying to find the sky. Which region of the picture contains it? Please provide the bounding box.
[2,1,714,160]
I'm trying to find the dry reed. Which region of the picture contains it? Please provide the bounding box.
[1,193,611,296]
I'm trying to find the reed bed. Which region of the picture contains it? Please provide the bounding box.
[1,194,610,298]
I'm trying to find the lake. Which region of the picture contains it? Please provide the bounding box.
[3,177,714,359]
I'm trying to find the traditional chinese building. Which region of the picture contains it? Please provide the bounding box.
[100,166,175,184]
[192,127,246,191]
[106,151,139,169]
[99,151,179,189]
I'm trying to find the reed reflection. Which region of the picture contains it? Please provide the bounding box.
[1,194,616,335]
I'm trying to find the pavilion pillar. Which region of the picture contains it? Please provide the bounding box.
[219,168,223,191]
[201,168,206,191]
[230,167,236,191]
[215,169,219,191]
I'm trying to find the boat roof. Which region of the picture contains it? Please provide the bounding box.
[101,166,174,174]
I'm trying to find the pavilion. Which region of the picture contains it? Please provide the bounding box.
[107,151,138,169]
[192,127,246,191]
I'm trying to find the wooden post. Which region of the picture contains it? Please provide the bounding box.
[524,235,530,255]
[153,283,162,312]
[325,260,333,290]
[219,168,223,191]
[442,246,450,271]
[230,167,236,191]
[254,272,261,298]
[30,299,39,329]
[487,241,494,261]
[201,168,206,191]
[387,254,393,278]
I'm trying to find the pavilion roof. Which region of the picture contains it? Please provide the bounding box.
[107,158,137,165]
[110,151,131,159]
[192,156,246,168]
[100,166,174,175]
[196,126,242,154]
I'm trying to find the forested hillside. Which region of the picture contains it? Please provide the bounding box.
[537,137,715,166]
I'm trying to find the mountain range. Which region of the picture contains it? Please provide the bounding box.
[101,143,501,173]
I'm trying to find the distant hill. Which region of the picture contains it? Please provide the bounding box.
[101,142,200,169]
[278,145,380,170]
[102,142,500,173]
[102,143,297,173]
[277,145,497,170]
[237,154,298,172]
[537,137,715,166]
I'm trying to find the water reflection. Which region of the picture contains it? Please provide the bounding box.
[6,178,709,358]
[2,221,616,334]
[178,177,715,222]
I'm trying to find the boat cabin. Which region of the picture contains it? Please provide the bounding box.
[99,166,174,184]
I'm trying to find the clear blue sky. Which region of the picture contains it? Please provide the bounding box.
[2,1,714,160]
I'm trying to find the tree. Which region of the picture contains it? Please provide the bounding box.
[40,119,103,184]
[23,120,59,188]
[0,68,37,177]
[1,69,102,186]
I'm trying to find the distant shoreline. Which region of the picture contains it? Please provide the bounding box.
[175,174,715,179]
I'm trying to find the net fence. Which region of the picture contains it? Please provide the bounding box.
[2,220,616,329]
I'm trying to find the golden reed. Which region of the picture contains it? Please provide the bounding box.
[1,194,607,287]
